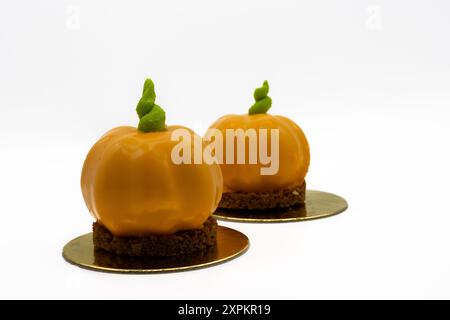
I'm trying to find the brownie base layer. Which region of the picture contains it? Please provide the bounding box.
[93,217,217,257]
[219,182,306,210]
[94,245,218,270]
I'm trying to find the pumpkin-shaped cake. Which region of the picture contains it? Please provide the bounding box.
[207,81,310,209]
[81,79,223,257]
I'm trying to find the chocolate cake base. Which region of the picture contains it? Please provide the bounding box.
[93,217,217,257]
[94,244,218,270]
[219,182,306,210]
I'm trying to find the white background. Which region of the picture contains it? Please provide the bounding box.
[1,0,450,299]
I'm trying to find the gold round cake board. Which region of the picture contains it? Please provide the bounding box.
[213,190,348,223]
[63,226,249,274]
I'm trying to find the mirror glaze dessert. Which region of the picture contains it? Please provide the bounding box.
[208,81,310,210]
[81,79,223,257]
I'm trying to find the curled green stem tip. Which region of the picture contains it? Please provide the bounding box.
[248,80,272,115]
[136,78,166,132]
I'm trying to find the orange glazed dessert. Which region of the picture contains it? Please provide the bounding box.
[81,79,223,257]
[208,81,310,210]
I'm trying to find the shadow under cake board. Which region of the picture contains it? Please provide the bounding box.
[213,190,348,223]
[62,226,249,274]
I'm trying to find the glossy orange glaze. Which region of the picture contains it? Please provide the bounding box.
[208,114,310,192]
[81,126,223,236]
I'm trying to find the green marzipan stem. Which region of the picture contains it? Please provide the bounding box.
[136,78,167,132]
[248,80,272,115]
